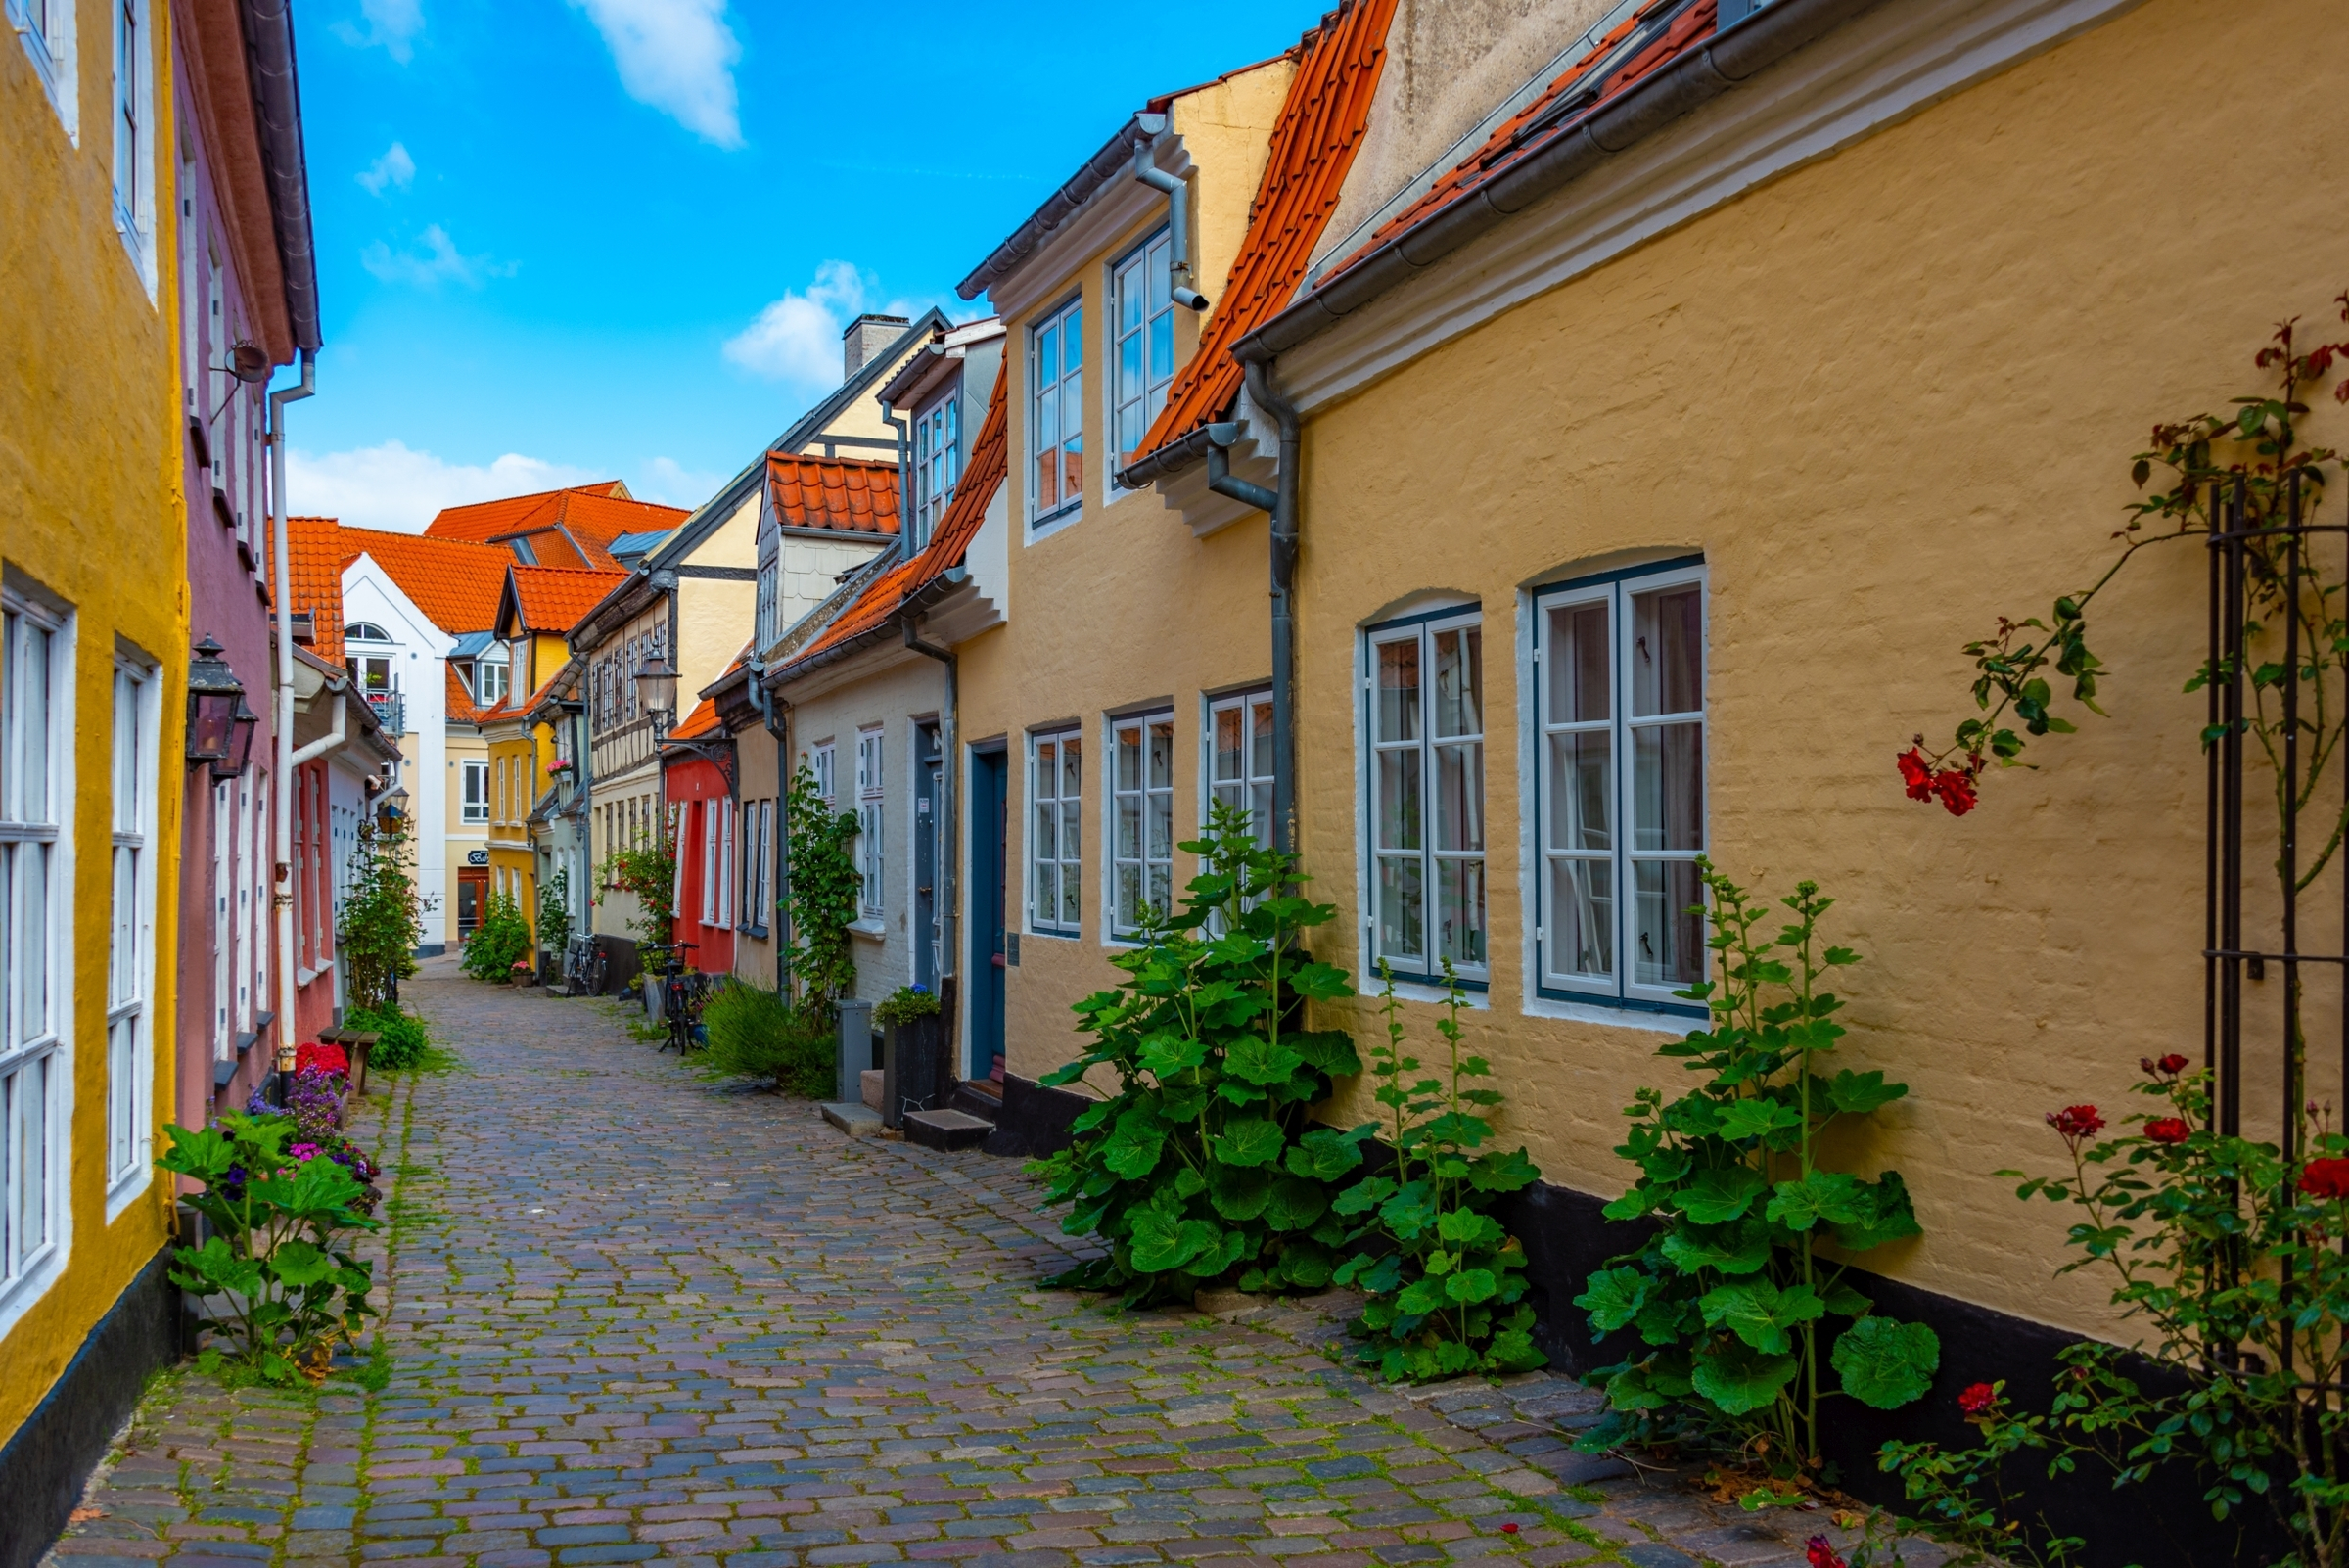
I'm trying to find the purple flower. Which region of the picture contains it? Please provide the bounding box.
[289,1142,321,1161]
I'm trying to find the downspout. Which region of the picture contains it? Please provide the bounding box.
[290,675,348,765]
[1131,143,1210,311]
[1206,356,1301,861]
[268,348,314,1062]
[902,616,957,999]
[750,667,792,994]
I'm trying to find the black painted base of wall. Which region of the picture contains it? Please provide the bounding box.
[0,1247,182,1568]
[984,1085,2277,1567]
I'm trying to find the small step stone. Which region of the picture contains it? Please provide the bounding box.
[820,1101,882,1137]
[904,1109,992,1150]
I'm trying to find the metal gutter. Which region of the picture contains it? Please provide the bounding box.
[237,0,321,349]
[767,569,968,687]
[957,115,1168,301]
[1233,0,1878,367]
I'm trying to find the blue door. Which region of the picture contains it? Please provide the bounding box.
[968,745,1008,1080]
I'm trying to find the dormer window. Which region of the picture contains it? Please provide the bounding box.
[475,651,508,707]
[1030,297,1083,523]
[912,387,959,550]
[1112,229,1176,470]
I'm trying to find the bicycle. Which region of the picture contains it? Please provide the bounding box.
[653,941,700,1053]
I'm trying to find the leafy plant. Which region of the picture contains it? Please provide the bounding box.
[1028,803,1365,1306]
[536,865,572,958]
[1865,1377,2094,1568]
[158,1111,380,1385]
[460,889,532,982]
[345,1001,429,1072]
[874,983,940,1029]
[596,822,677,948]
[1575,863,1938,1489]
[781,762,860,1008]
[696,978,836,1096]
[339,819,429,1011]
[1332,960,1544,1380]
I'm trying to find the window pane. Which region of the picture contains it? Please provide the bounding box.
[1116,863,1140,929]
[1632,583,1703,717]
[1214,707,1242,784]
[1433,626,1481,738]
[1062,306,1082,372]
[1551,859,1614,978]
[1059,855,1080,925]
[1061,441,1082,503]
[1547,602,1610,724]
[1249,781,1272,846]
[1035,861,1058,926]
[1061,801,1082,860]
[1148,721,1172,791]
[1148,238,1171,314]
[1147,863,1170,918]
[1149,314,1174,398]
[1435,741,1483,853]
[1633,721,1704,852]
[1118,727,1139,792]
[1634,858,1704,989]
[1375,750,1420,851]
[1250,698,1273,780]
[1546,731,1611,852]
[1118,798,1140,859]
[1060,735,1082,799]
[1120,332,1142,405]
[1437,858,1486,968]
[20,845,47,1045]
[1148,793,1172,860]
[1376,857,1423,963]
[1035,384,1060,510]
[1033,798,1057,862]
[1375,639,1419,743]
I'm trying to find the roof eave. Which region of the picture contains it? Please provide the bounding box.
[1118,423,1221,488]
[956,114,1168,301]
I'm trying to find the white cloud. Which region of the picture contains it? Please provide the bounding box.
[359,224,512,289]
[722,261,943,390]
[634,457,725,510]
[568,0,742,148]
[333,0,425,63]
[288,441,599,534]
[357,142,416,196]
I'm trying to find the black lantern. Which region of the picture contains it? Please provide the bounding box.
[220,698,260,779]
[186,635,245,767]
[634,653,679,728]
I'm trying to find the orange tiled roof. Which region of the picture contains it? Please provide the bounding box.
[767,454,900,536]
[425,484,689,571]
[669,696,725,742]
[509,565,629,634]
[1127,0,1399,468]
[1319,0,1715,287]
[787,369,1007,670]
[286,517,515,662]
[447,665,485,724]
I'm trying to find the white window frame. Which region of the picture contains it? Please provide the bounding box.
[12,0,80,142]
[1028,295,1084,528]
[755,539,780,654]
[106,654,159,1212]
[249,766,267,1026]
[1531,561,1709,1011]
[719,798,736,928]
[1,586,75,1333]
[1111,227,1175,480]
[856,728,884,917]
[699,799,719,925]
[211,777,231,1061]
[111,0,155,292]
[912,386,960,551]
[1364,607,1489,987]
[747,798,772,933]
[811,741,836,809]
[461,760,488,824]
[1108,711,1174,942]
[1207,689,1274,847]
[476,652,508,708]
[1028,727,1082,937]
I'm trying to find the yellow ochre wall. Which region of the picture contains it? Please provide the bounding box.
[0,6,185,1444]
[1287,0,2345,1343]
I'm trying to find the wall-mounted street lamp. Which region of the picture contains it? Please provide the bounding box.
[633,653,679,734]
[186,635,252,775]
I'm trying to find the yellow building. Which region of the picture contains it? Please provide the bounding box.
[0,0,313,1543]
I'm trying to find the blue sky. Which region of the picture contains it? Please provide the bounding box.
[284,0,1331,531]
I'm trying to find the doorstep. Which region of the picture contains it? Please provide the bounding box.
[903,1109,992,1151]
[819,1101,882,1138]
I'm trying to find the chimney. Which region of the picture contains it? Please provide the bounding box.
[842,313,911,381]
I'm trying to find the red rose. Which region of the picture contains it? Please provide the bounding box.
[294,1042,349,1079]
[1498,1524,1518,1536]
[2048,1104,2104,1142]
[1958,1382,1999,1416]
[1932,768,1978,817]
[1898,748,1934,803]
[2144,1118,2191,1145]
[2158,1053,2189,1075]
[2300,1158,2349,1200]
[1807,1538,1848,1568]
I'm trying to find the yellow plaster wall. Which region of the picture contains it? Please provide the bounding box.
[1171,56,1293,340]
[1285,0,2345,1341]
[0,3,185,1444]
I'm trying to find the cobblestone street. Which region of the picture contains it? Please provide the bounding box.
[43,966,1868,1568]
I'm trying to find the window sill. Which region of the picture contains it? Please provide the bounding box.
[736,924,769,939]
[849,918,886,940]
[1026,926,1080,942]
[1374,978,1491,1010]
[1027,506,1082,543]
[1523,993,1699,1034]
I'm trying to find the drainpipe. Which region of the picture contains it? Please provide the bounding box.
[290,674,348,765]
[901,616,957,1000]
[1132,143,1210,311]
[749,665,792,995]
[268,348,314,1071]
[884,406,911,546]
[1205,357,1301,861]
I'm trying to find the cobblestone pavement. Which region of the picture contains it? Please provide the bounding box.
[45,963,1898,1568]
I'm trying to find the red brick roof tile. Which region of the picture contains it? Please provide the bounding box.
[1127,0,1400,467]
[286,517,512,662]
[507,565,630,635]
[767,454,900,536]
[785,370,1007,671]
[424,483,689,571]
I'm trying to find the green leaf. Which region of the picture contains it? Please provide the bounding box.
[1039,1058,1092,1088]
[1436,1208,1505,1249]
[1445,1268,1499,1304]
[1127,1210,1197,1273]
[1210,1117,1285,1169]
[1832,1315,1940,1409]
[267,1240,336,1289]
[1698,1280,1826,1355]
[1765,1171,1868,1233]
[1829,1171,1924,1252]
[1467,1147,1540,1193]
[1225,1036,1307,1086]
[1396,1275,1447,1315]
[1691,1341,1799,1417]
[1678,1166,1769,1225]
[1660,1218,1773,1276]
[1574,1267,1650,1334]
[1287,964,1357,1002]
[1174,1167,1206,1200]
[1715,1097,1805,1142]
[1102,1119,1167,1179]
[1286,1126,1368,1181]
[1206,1162,1271,1222]
[1825,1069,1908,1117]
[1263,1176,1328,1232]
[1822,1280,1872,1317]
[1291,1031,1363,1077]
[1140,1034,1208,1080]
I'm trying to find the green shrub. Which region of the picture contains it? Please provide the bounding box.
[340,820,428,1010]
[461,890,532,982]
[873,983,939,1028]
[346,1002,429,1072]
[698,980,836,1096]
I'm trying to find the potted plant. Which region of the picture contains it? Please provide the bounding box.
[874,984,944,1128]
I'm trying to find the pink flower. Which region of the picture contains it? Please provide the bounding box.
[1807,1538,1847,1568]
[289,1142,321,1162]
